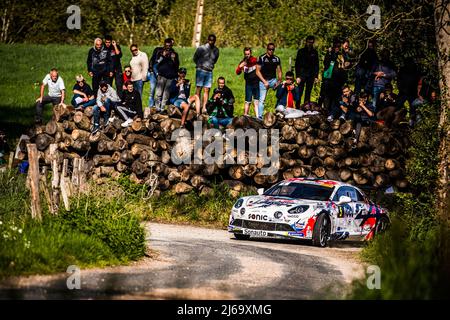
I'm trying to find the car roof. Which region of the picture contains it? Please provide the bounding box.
[283,178,357,189]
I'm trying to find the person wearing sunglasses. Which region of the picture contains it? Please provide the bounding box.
[120,65,132,98]
[71,74,96,110]
[129,44,149,98]
[255,43,282,119]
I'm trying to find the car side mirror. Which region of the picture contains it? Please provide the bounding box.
[257,188,264,195]
[337,195,352,204]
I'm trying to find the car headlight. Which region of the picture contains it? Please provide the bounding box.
[288,205,309,214]
[234,198,244,209]
[274,211,283,219]
[240,208,246,215]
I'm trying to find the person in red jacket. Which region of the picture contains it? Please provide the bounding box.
[236,47,260,117]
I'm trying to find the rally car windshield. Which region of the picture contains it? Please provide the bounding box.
[264,183,334,201]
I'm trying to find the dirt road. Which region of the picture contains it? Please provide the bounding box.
[0,222,365,299]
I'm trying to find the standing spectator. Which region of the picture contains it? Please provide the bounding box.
[93,81,120,133]
[129,44,149,98]
[103,35,123,92]
[87,38,113,95]
[295,36,319,106]
[148,38,174,108]
[35,68,65,124]
[275,71,300,113]
[206,77,234,129]
[371,48,396,110]
[154,39,180,111]
[255,43,282,119]
[193,34,220,113]
[320,39,347,115]
[71,75,96,110]
[116,81,143,128]
[236,47,259,117]
[328,85,357,121]
[355,39,378,96]
[397,57,421,109]
[169,68,200,127]
[120,65,133,97]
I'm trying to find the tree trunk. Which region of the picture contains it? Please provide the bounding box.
[434,0,450,223]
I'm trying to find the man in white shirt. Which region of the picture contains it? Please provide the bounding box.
[35,68,65,124]
[129,44,148,98]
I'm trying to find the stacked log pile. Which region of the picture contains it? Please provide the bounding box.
[18,103,410,196]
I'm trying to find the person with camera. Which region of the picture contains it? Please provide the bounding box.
[275,71,300,115]
[103,35,123,92]
[193,34,220,113]
[87,38,113,96]
[295,35,319,107]
[255,43,282,119]
[169,68,200,127]
[206,77,234,129]
[154,39,180,112]
[236,47,259,117]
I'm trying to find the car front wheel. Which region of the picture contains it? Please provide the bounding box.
[312,213,331,247]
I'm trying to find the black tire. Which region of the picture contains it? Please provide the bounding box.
[375,215,390,235]
[234,233,250,240]
[312,213,331,247]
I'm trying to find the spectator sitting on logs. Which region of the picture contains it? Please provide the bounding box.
[274,71,300,115]
[35,68,65,124]
[116,80,143,128]
[375,83,406,127]
[71,75,96,110]
[348,92,375,144]
[93,81,120,133]
[169,67,200,128]
[328,85,356,121]
[206,77,234,129]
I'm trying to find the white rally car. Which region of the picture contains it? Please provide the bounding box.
[228,178,390,247]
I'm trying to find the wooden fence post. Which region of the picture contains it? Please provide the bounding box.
[26,143,42,220]
[49,144,60,214]
[8,151,14,170]
[60,158,70,211]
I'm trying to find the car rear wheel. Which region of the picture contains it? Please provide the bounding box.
[234,233,250,240]
[312,213,331,247]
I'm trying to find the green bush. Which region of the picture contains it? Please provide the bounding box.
[348,102,449,299]
[58,195,146,261]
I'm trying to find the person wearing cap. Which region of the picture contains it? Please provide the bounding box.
[93,81,120,133]
[169,68,200,127]
[71,75,96,109]
[35,68,65,124]
[116,81,143,128]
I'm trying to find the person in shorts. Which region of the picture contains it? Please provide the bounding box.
[193,34,220,113]
[169,68,200,127]
[236,47,259,117]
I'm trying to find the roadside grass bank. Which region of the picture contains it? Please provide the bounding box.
[0,169,146,278]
